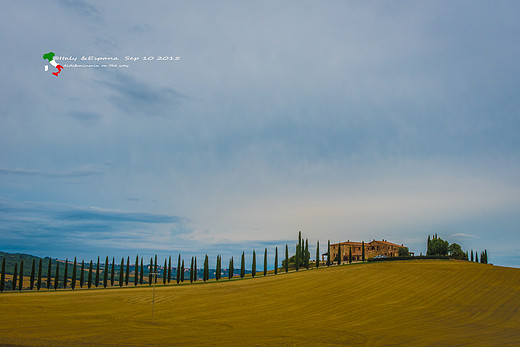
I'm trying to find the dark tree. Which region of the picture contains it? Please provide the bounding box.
[30,259,35,290]
[104,256,109,288]
[252,250,256,278]
[125,256,130,286]
[37,258,42,291]
[95,256,100,288]
[428,235,449,256]
[88,260,93,289]
[12,263,17,291]
[264,248,268,276]
[0,257,5,292]
[229,257,234,279]
[316,241,320,268]
[154,255,158,284]
[240,252,245,279]
[274,247,278,275]
[140,258,144,285]
[327,240,331,266]
[362,241,365,262]
[80,260,85,288]
[72,258,77,290]
[304,239,309,269]
[475,252,479,263]
[398,247,409,257]
[111,257,115,287]
[285,245,289,273]
[134,255,139,286]
[471,250,474,262]
[181,260,185,282]
[484,250,488,264]
[295,243,300,271]
[337,242,342,265]
[348,247,352,264]
[63,258,68,289]
[427,235,431,255]
[163,258,167,284]
[150,257,154,285]
[19,259,24,291]
[194,257,197,282]
[203,254,209,282]
[47,258,52,290]
[54,261,59,290]
[215,255,220,281]
[298,231,302,265]
[168,255,171,283]
[119,258,124,287]
[190,257,194,283]
[176,255,181,284]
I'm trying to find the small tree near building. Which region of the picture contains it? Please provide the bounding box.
[398,247,409,257]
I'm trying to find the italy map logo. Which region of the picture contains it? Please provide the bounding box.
[43,52,63,77]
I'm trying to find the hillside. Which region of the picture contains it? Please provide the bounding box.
[0,260,519,345]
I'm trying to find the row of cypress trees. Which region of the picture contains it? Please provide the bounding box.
[470,250,489,264]
[1,235,330,292]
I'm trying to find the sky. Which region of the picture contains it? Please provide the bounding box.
[1,1,519,269]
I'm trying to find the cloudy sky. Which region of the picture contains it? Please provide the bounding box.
[1,1,519,268]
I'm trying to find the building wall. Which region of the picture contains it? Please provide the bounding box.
[322,240,404,262]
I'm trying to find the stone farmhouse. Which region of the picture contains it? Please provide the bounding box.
[322,239,412,262]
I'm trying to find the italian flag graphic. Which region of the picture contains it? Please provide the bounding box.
[43,52,63,76]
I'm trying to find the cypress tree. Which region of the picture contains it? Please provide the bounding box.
[327,240,331,266]
[104,256,109,288]
[88,260,93,289]
[140,258,144,285]
[125,256,130,285]
[229,257,233,279]
[95,256,100,287]
[37,258,42,291]
[471,250,474,262]
[190,257,194,283]
[54,261,59,290]
[337,242,342,265]
[264,248,268,277]
[362,241,365,262]
[316,241,320,268]
[305,239,309,269]
[168,255,172,283]
[163,258,167,284]
[285,245,289,273]
[274,247,278,275]
[30,259,35,290]
[176,255,181,284]
[203,254,209,282]
[0,257,5,292]
[134,255,139,286]
[295,243,300,271]
[181,260,185,282]
[72,258,77,290]
[475,252,479,263]
[63,258,68,289]
[484,250,488,264]
[119,258,124,287]
[349,247,352,264]
[215,255,219,281]
[298,231,302,264]
[154,255,158,284]
[12,263,17,290]
[19,259,24,291]
[150,257,154,285]
[111,257,115,286]
[194,257,197,282]
[80,260,85,288]
[252,250,256,278]
[427,235,431,255]
[480,251,485,264]
[47,258,52,290]
[240,252,245,279]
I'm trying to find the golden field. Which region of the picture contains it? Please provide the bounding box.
[1,260,519,346]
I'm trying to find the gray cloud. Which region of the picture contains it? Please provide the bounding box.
[0,167,104,178]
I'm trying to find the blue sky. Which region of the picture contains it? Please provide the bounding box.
[1,1,519,268]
